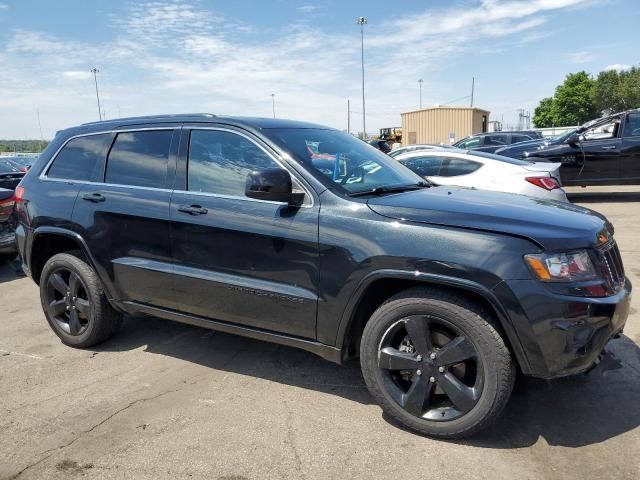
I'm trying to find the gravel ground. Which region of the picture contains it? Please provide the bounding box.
[1,186,639,480]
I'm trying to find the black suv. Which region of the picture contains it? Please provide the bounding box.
[15,114,631,438]
[516,110,640,186]
[453,131,542,153]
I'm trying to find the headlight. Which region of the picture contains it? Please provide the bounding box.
[525,250,596,282]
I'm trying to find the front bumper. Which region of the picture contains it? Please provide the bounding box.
[493,278,631,379]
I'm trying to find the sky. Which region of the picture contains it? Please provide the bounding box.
[0,0,638,139]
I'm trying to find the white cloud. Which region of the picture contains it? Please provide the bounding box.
[0,3,7,9]
[604,63,632,72]
[63,71,93,80]
[569,51,595,64]
[298,5,322,13]
[0,0,595,138]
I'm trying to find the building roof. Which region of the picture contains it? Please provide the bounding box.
[401,106,490,116]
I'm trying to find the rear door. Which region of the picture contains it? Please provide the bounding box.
[620,112,640,182]
[72,127,178,309]
[170,126,320,338]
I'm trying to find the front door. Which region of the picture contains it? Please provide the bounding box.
[170,127,320,339]
[561,119,621,185]
[620,112,640,182]
[72,127,178,309]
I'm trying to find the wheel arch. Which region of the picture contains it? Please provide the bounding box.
[335,270,531,374]
[29,227,107,291]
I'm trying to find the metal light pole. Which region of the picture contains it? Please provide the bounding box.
[418,78,424,109]
[271,93,276,119]
[356,16,367,139]
[90,68,102,121]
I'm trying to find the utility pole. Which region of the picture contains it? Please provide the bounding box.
[271,93,276,119]
[470,77,475,108]
[347,99,351,134]
[36,109,44,140]
[418,78,424,109]
[356,16,367,139]
[90,68,102,121]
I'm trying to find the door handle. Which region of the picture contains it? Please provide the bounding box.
[178,204,208,215]
[601,145,617,150]
[82,193,106,203]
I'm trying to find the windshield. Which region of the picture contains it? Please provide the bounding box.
[465,150,534,166]
[548,130,576,142]
[264,128,424,194]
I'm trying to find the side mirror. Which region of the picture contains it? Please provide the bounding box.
[245,168,304,206]
[566,133,581,145]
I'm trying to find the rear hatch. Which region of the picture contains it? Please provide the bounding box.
[0,188,15,223]
[0,159,25,190]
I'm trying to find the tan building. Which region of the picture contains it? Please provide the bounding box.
[401,106,490,145]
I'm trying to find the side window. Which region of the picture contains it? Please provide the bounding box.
[402,156,443,177]
[47,134,112,181]
[511,134,532,144]
[483,134,508,146]
[622,114,640,138]
[105,130,173,188]
[439,157,482,177]
[583,121,619,141]
[188,130,280,197]
[459,137,481,149]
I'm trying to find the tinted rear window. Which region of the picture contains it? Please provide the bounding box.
[105,131,173,188]
[439,158,482,177]
[0,159,20,172]
[47,134,112,181]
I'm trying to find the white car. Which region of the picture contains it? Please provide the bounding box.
[395,149,568,202]
[388,144,457,158]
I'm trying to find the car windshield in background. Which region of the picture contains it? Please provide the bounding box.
[466,150,534,166]
[0,159,21,172]
[264,128,424,194]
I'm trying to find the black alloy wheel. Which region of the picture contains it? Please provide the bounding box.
[377,314,482,421]
[44,267,92,336]
[360,287,515,438]
[40,252,123,348]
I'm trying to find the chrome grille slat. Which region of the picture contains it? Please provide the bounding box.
[598,240,625,292]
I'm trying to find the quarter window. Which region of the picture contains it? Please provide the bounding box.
[401,156,443,177]
[439,158,482,177]
[105,131,173,188]
[188,130,280,196]
[47,134,112,181]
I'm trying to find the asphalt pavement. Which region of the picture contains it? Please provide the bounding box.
[1,186,639,479]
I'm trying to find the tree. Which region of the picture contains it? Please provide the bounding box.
[533,97,557,128]
[553,71,597,126]
[592,69,624,114]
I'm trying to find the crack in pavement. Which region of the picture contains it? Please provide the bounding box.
[7,387,182,479]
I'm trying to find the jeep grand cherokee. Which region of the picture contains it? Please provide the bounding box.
[14,114,631,438]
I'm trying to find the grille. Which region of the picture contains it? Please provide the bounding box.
[598,241,625,292]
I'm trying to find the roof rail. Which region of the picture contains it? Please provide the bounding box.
[81,113,217,126]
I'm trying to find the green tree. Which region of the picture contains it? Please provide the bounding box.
[592,69,624,113]
[553,71,597,126]
[533,97,557,128]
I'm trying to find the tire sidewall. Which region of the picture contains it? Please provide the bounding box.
[39,254,100,347]
[361,295,509,437]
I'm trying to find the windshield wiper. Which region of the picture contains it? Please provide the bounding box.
[348,181,429,197]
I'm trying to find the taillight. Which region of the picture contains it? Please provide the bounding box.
[525,176,561,191]
[14,186,25,203]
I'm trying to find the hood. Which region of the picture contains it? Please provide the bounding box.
[367,186,609,251]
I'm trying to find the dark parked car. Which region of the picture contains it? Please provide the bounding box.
[518,110,640,186]
[15,114,630,438]
[453,131,542,153]
[368,139,391,154]
[494,130,576,159]
[0,188,16,258]
[0,158,26,190]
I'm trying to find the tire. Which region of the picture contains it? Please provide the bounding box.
[360,287,515,439]
[39,252,123,348]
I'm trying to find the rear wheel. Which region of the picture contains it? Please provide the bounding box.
[40,252,122,348]
[360,287,515,438]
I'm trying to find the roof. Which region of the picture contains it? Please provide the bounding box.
[64,114,332,135]
[401,106,491,116]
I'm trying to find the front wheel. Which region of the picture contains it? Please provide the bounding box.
[360,287,515,439]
